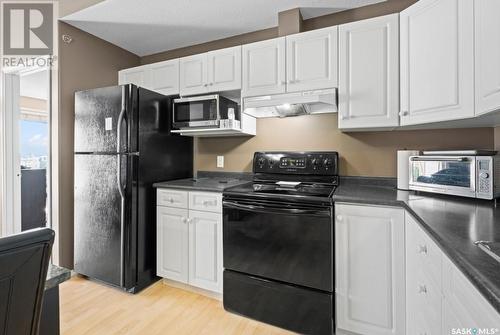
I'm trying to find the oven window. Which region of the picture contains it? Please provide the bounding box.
[174,100,216,122]
[411,161,471,188]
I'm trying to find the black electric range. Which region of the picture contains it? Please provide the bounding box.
[222,151,338,335]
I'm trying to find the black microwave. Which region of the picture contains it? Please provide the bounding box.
[172,94,239,129]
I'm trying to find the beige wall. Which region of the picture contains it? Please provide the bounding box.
[196,114,494,176]
[140,0,495,177]
[58,22,140,268]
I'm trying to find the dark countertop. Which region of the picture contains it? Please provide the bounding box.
[334,177,500,314]
[153,171,252,192]
[45,264,71,290]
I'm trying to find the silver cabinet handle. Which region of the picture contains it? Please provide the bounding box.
[418,285,427,294]
[418,245,428,254]
[399,111,409,116]
[169,197,175,203]
[182,217,188,224]
[187,218,193,225]
[336,215,343,222]
[203,83,208,87]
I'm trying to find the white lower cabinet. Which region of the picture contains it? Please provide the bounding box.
[156,206,188,283]
[156,189,223,294]
[335,203,405,335]
[188,210,222,293]
[406,212,500,335]
[337,205,500,335]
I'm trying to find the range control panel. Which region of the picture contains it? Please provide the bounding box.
[253,151,339,175]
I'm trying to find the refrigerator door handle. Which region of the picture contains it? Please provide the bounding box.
[116,86,127,288]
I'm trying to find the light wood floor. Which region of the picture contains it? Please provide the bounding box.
[60,276,294,335]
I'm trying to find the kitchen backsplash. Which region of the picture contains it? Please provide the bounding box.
[195,114,494,177]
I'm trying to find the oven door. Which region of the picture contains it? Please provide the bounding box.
[409,156,476,197]
[172,95,219,128]
[223,197,333,292]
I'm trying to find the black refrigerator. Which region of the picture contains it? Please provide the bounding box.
[74,84,193,293]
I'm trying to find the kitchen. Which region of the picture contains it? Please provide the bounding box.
[0,0,499,334]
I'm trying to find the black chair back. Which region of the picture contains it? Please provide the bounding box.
[0,228,55,335]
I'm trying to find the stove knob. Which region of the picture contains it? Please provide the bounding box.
[311,158,320,168]
[258,157,266,166]
[324,158,333,168]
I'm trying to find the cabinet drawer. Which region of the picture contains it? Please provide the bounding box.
[157,189,188,208]
[189,191,222,213]
[406,213,442,288]
[407,268,442,335]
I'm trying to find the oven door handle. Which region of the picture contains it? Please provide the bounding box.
[223,201,331,217]
[410,157,470,162]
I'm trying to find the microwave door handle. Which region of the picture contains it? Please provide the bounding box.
[410,157,470,162]
[223,201,331,217]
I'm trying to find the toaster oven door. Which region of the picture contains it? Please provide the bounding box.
[409,156,476,197]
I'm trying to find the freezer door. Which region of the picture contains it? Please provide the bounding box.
[74,153,135,288]
[74,85,136,153]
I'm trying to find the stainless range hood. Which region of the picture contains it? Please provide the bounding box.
[243,88,337,118]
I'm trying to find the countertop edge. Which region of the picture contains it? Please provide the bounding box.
[45,265,71,290]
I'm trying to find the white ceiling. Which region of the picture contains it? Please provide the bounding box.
[62,0,385,56]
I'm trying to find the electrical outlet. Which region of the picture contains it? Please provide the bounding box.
[217,156,224,168]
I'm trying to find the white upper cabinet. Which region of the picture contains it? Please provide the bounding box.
[119,59,180,95]
[207,46,242,92]
[148,59,180,96]
[338,14,399,130]
[180,46,242,96]
[119,67,147,88]
[400,0,474,126]
[335,203,405,335]
[475,0,500,116]
[286,26,338,92]
[242,37,287,97]
[180,53,208,96]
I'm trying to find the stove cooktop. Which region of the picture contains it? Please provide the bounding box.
[224,151,339,203]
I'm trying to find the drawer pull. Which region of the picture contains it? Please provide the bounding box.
[418,245,428,254]
[418,285,427,294]
[182,217,188,224]
[202,200,217,206]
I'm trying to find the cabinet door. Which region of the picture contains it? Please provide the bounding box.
[442,256,500,332]
[242,37,286,97]
[118,67,148,87]
[207,46,241,92]
[475,0,500,116]
[180,53,208,96]
[148,59,180,95]
[338,14,399,129]
[400,0,474,125]
[335,204,405,335]
[188,210,222,293]
[286,26,338,92]
[156,206,188,283]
